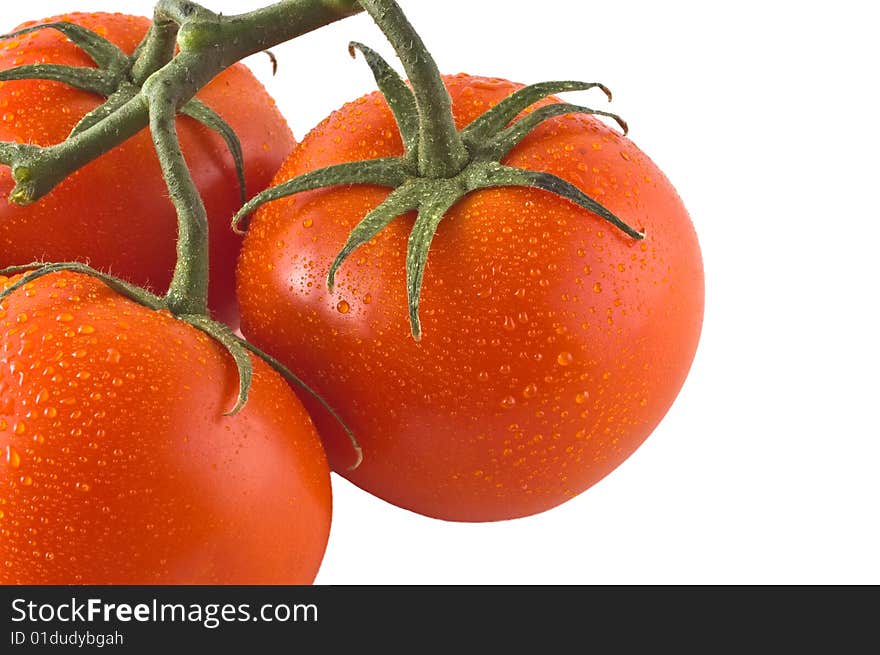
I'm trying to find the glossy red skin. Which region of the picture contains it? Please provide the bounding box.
[0,13,295,326]
[237,74,704,521]
[0,272,331,584]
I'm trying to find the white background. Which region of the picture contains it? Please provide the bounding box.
[3,1,878,584]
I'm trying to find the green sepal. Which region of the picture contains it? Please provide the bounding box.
[0,64,114,95]
[349,41,419,157]
[468,163,644,240]
[180,314,252,416]
[237,339,363,470]
[404,192,458,340]
[484,103,628,161]
[460,80,612,145]
[232,157,407,233]
[0,22,129,71]
[69,85,140,138]
[327,181,420,291]
[180,98,248,205]
[0,261,165,310]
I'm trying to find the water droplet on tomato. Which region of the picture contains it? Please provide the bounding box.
[105,348,121,364]
[575,391,590,404]
[5,445,21,468]
[500,396,516,409]
[13,421,25,435]
[336,300,350,314]
[19,475,32,486]
[502,316,516,331]
[557,351,574,366]
[522,384,538,399]
[302,218,314,228]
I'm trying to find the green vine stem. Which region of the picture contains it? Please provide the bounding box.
[0,0,363,207]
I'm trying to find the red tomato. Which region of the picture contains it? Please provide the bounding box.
[237,74,704,522]
[0,12,295,325]
[0,271,331,584]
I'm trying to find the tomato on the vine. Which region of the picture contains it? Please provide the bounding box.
[0,12,295,325]
[0,271,331,584]
[236,74,704,522]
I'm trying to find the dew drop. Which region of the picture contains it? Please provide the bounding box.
[593,282,602,293]
[575,391,590,404]
[105,348,121,364]
[336,300,350,314]
[302,218,314,228]
[20,475,33,486]
[500,395,516,409]
[477,371,489,382]
[78,325,95,335]
[363,293,372,305]
[5,445,21,468]
[76,482,90,493]
[13,421,25,436]
[557,351,574,366]
[502,316,516,331]
[522,384,538,399]
[56,313,74,323]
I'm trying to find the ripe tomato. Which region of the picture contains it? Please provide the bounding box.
[237,74,704,522]
[0,271,331,584]
[0,12,295,325]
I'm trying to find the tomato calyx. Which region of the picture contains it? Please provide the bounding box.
[232,0,644,340]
